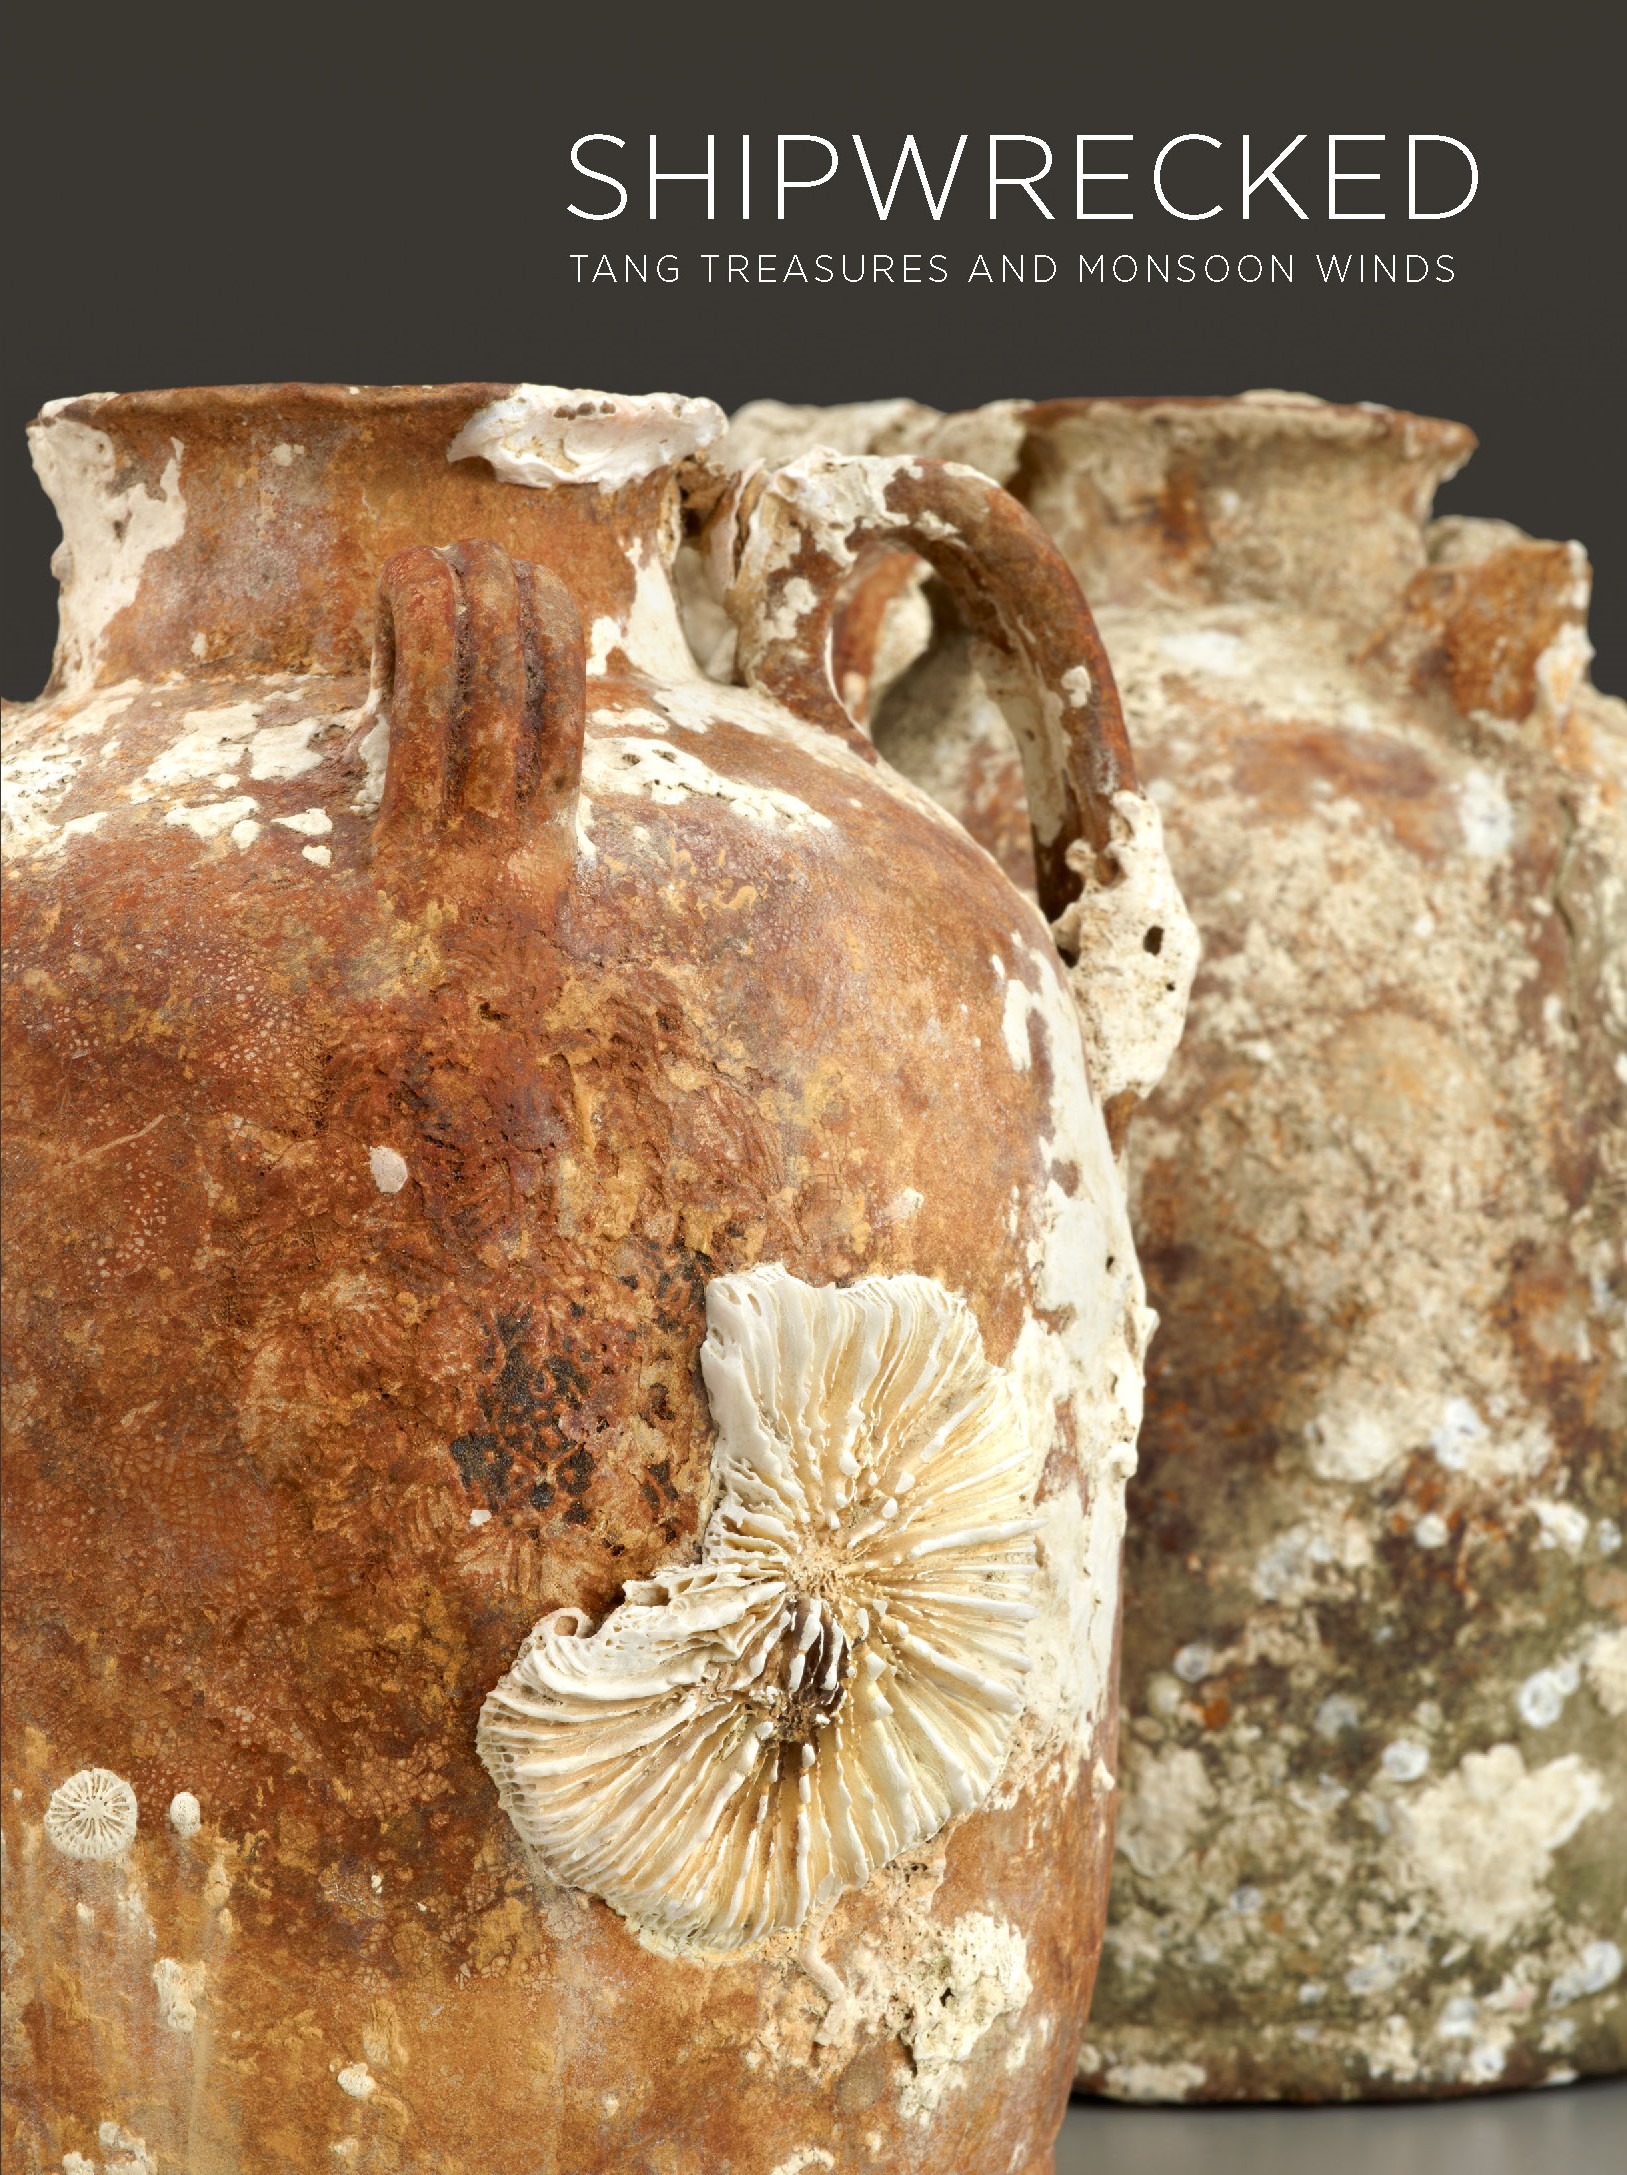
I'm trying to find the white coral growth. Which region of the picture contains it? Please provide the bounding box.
[44,1767,138,1860]
[479,1264,1041,1954]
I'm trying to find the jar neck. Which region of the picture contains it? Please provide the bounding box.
[29,383,719,697]
[1015,394,1476,624]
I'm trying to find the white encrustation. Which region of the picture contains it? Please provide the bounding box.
[447,386,724,490]
[479,1264,1042,1955]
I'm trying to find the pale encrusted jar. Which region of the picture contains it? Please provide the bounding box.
[0,383,1192,2171]
[703,391,1627,2101]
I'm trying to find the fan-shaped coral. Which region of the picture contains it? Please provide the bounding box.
[479,1264,1042,1954]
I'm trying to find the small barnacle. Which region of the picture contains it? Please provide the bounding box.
[45,1767,139,1860]
[479,1264,1041,1955]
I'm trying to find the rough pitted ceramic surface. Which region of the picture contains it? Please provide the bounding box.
[712,393,1627,2100]
[1,384,1186,2172]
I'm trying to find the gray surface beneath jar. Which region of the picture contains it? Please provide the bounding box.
[1057,2077,1624,2172]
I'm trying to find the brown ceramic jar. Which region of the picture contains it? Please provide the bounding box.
[0,384,1193,2172]
[711,391,1627,2101]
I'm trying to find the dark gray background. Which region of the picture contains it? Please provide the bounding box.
[3,0,1622,700]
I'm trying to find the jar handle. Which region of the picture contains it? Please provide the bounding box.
[725,452,1135,922]
[725,453,1197,1120]
[368,539,584,903]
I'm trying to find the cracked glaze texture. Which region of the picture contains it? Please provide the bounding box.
[714,393,1627,2099]
[0,384,1167,2173]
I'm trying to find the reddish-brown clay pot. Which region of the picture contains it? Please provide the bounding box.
[1,385,1193,2172]
[709,392,1627,2101]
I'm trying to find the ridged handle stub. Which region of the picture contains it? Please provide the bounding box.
[369,539,584,903]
